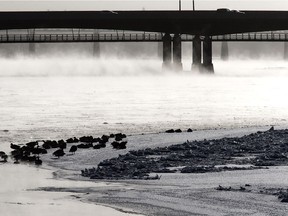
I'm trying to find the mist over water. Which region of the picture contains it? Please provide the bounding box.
[1,54,288,77]
[1,54,288,148]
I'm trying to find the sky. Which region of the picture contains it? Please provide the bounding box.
[0,0,288,11]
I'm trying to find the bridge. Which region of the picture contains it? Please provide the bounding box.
[2,10,288,72]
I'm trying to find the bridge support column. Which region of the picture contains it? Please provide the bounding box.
[29,43,35,55]
[157,33,163,59]
[202,36,214,73]
[93,42,100,57]
[192,35,202,71]
[173,34,182,71]
[221,41,229,61]
[284,42,288,60]
[93,30,100,57]
[158,41,163,59]
[28,29,35,55]
[162,33,172,70]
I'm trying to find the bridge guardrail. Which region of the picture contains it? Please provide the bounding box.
[0,33,288,43]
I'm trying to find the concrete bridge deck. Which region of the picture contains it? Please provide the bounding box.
[1,10,288,35]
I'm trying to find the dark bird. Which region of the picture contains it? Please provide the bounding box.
[99,142,106,148]
[118,141,127,149]
[44,140,58,148]
[115,133,127,141]
[35,157,42,165]
[58,139,66,148]
[93,144,101,149]
[10,143,21,150]
[111,141,120,149]
[41,149,48,154]
[187,128,193,132]
[67,137,79,143]
[53,149,65,158]
[66,138,74,143]
[31,147,43,155]
[99,139,108,145]
[73,137,79,143]
[11,149,23,157]
[58,141,67,149]
[77,143,92,149]
[101,135,109,142]
[79,136,93,143]
[1,154,8,162]
[93,143,106,149]
[69,145,78,154]
[27,156,36,162]
[42,142,51,149]
[13,154,22,164]
[115,135,123,141]
[165,129,175,133]
[92,137,101,143]
[26,141,38,148]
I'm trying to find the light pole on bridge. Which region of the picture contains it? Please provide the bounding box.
[179,0,195,11]
[193,0,195,11]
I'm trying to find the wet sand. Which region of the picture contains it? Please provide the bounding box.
[0,163,142,216]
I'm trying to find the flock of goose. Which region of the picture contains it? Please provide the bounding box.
[1,133,127,165]
[1,128,193,165]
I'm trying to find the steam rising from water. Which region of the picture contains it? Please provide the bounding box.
[0,55,288,77]
[1,55,288,144]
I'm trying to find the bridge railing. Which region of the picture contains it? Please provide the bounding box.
[0,32,288,43]
[212,33,288,41]
[0,33,164,42]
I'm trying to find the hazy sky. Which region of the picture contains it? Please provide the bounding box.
[0,0,288,11]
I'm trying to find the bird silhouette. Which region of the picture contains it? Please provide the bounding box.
[10,143,21,150]
[35,156,42,165]
[53,149,65,158]
[69,145,78,154]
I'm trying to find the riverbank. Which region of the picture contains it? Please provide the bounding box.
[32,126,288,215]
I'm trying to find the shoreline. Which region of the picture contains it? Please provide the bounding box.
[41,125,275,171]
[3,126,288,215]
[35,126,288,215]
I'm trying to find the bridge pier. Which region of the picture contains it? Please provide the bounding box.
[29,43,36,55]
[221,41,229,61]
[202,36,214,73]
[28,29,36,55]
[93,42,100,57]
[284,42,288,60]
[158,33,163,59]
[192,35,202,71]
[162,33,172,70]
[93,30,100,57]
[172,34,182,71]
[158,41,163,59]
